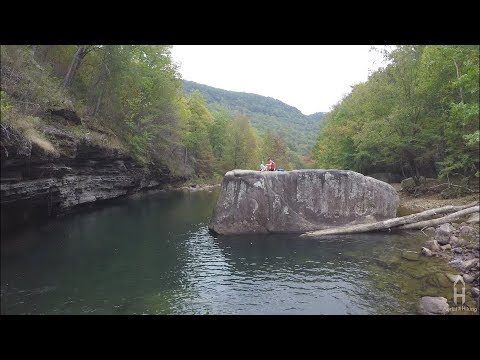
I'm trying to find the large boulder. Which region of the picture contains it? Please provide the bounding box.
[209,169,400,235]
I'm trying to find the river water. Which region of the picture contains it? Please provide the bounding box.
[1,188,475,315]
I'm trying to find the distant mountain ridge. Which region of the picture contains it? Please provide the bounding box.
[182,80,326,157]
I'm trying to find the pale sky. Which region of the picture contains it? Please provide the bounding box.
[170,45,387,115]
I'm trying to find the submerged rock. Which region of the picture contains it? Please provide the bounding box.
[421,247,433,257]
[419,296,449,315]
[423,273,452,288]
[402,250,420,261]
[209,169,399,235]
[446,273,462,283]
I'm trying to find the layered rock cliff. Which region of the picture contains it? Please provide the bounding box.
[1,123,176,233]
[209,169,400,235]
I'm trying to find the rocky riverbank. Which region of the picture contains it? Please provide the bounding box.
[173,183,221,192]
[415,217,479,314]
[392,182,479,314]
[0,119,181,234]
[393,182,479,215]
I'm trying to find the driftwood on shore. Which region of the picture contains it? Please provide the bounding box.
[397,206,479,230]
[301,202,479,238]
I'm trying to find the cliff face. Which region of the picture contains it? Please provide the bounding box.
[209,169,400,235]
[1,124,176,233]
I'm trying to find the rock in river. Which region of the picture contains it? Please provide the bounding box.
[471,287,479,298]
[435,223,453,245]
[419,296,449,315]
[421,247,433,257]
[209,169,400,235]
[425,240,441,252]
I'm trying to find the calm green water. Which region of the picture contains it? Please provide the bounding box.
[1,188,475,314]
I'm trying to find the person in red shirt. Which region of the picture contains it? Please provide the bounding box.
[268,158,276,171]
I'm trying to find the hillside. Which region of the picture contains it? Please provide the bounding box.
[183,81,325,157]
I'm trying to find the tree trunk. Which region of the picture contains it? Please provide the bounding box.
[63,45,86,89]
[397,206,479,230]
[453,60,464,103]
[93,85,105,116]
[32,45,38,60]
[301,202,479,237]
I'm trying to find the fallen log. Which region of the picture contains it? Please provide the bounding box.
[301,202,479,238]
[397,205,479,230]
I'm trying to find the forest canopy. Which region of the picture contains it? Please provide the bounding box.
[1,45,299,180]
[312,45,479,181]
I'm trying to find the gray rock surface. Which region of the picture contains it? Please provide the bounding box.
[450,236,466,248]
[419,296,449,315]
[446,273,462,283]
[435,223,454,245]
[463,259,479,272]
[471,287,479,298]
[421,247,433,257]
[209,169,400,235]
[424,227,436,237]
[466,212,479,224]
[425,239,441,252]
[459,225,477,240]
[1,127,177,232]
[462,274,475,283]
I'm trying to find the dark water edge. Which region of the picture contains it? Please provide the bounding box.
[1,188,477,315]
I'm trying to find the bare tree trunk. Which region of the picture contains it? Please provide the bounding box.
[397,206,479,229]
[453,60,464,103]
[92,86,105,116]
[63,45,93,89]
[32,45,38,60]
[301,202,479,237]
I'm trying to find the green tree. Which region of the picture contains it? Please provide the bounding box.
[183,91,214,177]
[223,115,259,170]
[261,131,293,170]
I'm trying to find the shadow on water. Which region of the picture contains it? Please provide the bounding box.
[2,187,475,314]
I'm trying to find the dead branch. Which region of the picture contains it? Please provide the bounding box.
[301,202,479,238]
